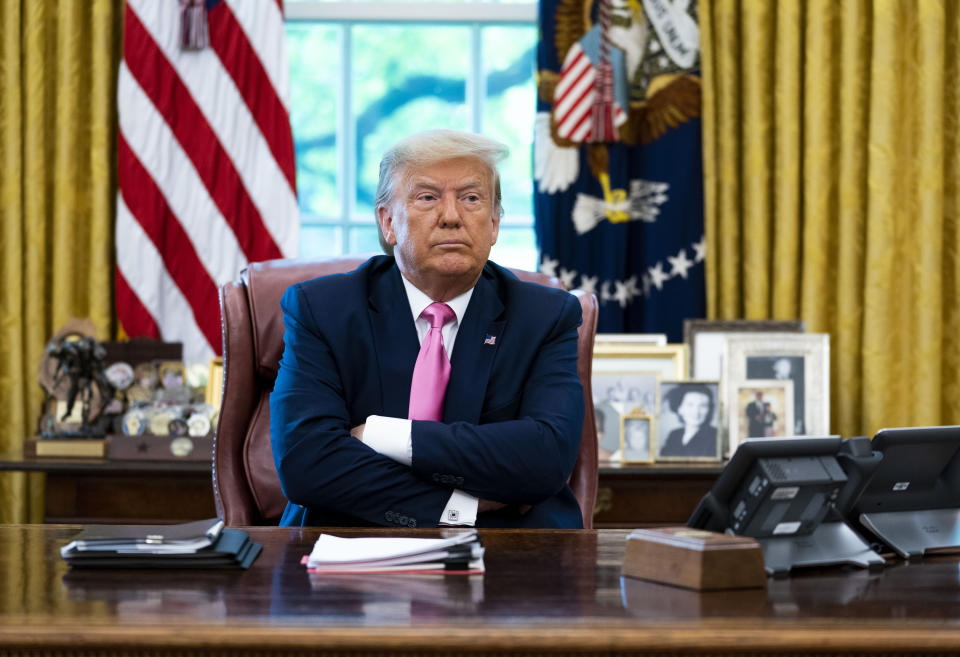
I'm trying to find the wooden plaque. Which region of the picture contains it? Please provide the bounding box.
[621,526,766,591]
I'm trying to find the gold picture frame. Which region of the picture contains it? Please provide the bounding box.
[619,412,655,464]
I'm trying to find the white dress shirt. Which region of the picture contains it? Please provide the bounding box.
[362,275,480,526]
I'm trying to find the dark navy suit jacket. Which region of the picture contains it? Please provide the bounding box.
[269,256,585,528]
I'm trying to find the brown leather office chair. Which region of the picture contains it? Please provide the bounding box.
[213,256,599,527]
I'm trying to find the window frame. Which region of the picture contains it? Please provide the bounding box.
[285,1,539,260]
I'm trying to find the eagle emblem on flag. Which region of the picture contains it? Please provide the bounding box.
[536,0,702,201]
[534,0,706,339]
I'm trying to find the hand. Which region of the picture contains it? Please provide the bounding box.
[478,499,506,513]
[477,501,533,515]
[349,424,365,441]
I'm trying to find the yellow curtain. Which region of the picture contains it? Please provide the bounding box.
[0,0,122,522]
[702,0,960,438]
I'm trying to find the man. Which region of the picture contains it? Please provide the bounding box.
[270,130,585,529]
[745,391,765,438]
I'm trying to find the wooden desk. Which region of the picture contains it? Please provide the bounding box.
[0,454,216,524]
[594,462,720,527]
[1,454,715,527]
[5,525,960,656]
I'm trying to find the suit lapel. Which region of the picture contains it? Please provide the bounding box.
[368,265,420,419]
[443,272,505,423]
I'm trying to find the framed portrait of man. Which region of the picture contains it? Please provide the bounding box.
[722,333,830,441]
[731,380,795,451]
[618,413,654,464]
[656,380,722,462]
[683,319,805,380]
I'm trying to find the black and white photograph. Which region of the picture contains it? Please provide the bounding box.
[591,371,659,462]
[746,355,805,434]
[656,381,721,461]
[616,414,653,464]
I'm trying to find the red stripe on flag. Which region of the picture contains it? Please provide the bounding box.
[123,7,284,264]
[557,78,594,127]
[560,49,586,76]
[207,2,297,195]
[567,105,594,140]
[118,134,223,353]
[116,267,161,340]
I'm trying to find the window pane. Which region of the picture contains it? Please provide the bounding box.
[301,225,343,258]
[352,24,470,216]
[483,25,536,225]
[349,225,383,254]
[287,23,340,221]
[491,226,537,271]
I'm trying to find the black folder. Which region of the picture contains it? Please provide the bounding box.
[60,518,261,570]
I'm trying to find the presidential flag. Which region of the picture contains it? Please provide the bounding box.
[116,0,299,364]
[534,0,704,340]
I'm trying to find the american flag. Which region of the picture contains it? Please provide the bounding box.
[116,0,299,364]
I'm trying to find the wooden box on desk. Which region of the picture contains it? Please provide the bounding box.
[107,434,213,462]
[622,527,766,591]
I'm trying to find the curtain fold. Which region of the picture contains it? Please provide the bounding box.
[0,0,121,522]
[703,0,960,437]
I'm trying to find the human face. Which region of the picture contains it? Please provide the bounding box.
[773,358,792,379]
[677,391,710,429]
[626,421,648,450]
[378,157,499,297]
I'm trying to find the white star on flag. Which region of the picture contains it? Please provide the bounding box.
[613,279,631,308]
[624,275,640,300]
[667,249,694,279]
[579,274,598,295]
[540,255,559,278]
[600,280,614,303]
[648,262,670,290]
[558,267,578,289]
[692,236,706,263]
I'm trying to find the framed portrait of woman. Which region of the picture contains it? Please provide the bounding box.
[655,381,722,462]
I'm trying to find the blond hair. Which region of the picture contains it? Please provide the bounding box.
[374,130,508,254]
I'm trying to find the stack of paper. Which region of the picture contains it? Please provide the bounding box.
[60,518,261,569]
[304,530,484,574]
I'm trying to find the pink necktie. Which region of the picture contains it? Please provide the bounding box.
[408,302,456,421]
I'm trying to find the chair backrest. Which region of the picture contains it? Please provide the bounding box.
[212,257,599,527]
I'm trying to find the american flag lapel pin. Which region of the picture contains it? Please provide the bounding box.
[484,334,496,346]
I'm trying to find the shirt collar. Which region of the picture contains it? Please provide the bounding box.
[400,274,474,326]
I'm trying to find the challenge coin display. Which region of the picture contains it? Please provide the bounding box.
[122,409,147,436]
[187,413,211,437]
[104,362,135,390]
[149,411,174,437]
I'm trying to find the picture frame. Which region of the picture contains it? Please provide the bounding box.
[592,370,660,463]
[731,379,795,450]
[723,333,829,442]
[619,412,654,464]
[595,332,668,347]
[656,380,722,462]
[592,343,688,381]
[684,319,805,379]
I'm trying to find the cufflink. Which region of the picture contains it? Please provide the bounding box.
[447,509,460,523]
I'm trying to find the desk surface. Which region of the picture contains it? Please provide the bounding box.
[4,526,960,656]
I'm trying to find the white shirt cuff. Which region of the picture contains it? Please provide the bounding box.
[363,415,412,466]
[439,489,479,526]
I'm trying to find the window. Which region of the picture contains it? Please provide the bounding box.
[285,1,539,269]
